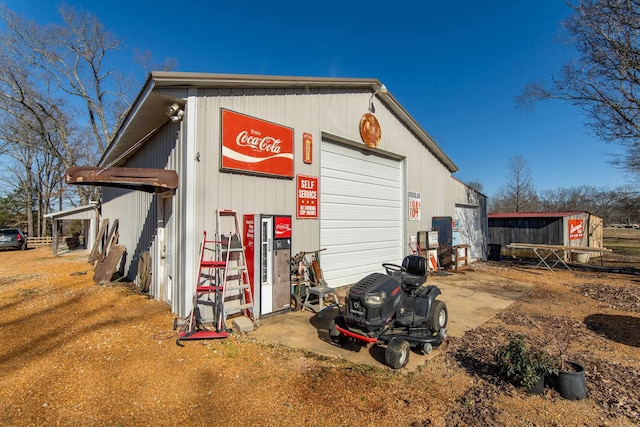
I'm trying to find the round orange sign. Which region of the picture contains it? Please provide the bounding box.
[359,113,381,148]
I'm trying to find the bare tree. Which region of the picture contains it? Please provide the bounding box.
[538,185,615,221]
[135,49,179,75]
[533,184,639,224]
[465,180,485,194]
[0,110,66,236]
[0,5,132,154]
[0,4,137,227]
[518,0,640,177]
[612,186,640,224]
[490,155,539,212]
[507,155,538,212]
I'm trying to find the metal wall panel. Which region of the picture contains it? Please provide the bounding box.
[190,87,458,255]
[100,121,181,310]
[189,87,459,290]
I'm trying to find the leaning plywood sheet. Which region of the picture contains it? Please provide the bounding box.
[66,166,178,193]
[94,245,126,284]
[88,219,109,264]
[136,251,151,293]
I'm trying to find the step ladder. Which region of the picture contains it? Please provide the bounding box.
[216,209,255,328]
[174,231,231,345]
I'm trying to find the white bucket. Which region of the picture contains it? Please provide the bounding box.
[572,252,590,263]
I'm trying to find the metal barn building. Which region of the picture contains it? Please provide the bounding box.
[94,72,486,317]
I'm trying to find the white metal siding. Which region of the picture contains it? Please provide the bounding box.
[320,142,403,287]
[453,179,488,261]
[100,121,182,311]
[108,84,463,317]
[191,87,456,265]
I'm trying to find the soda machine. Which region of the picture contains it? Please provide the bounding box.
[243,214,291,317]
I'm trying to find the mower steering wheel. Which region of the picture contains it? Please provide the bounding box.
[382,263,406,276]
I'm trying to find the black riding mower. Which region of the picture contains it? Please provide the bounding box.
[329,255,448,369]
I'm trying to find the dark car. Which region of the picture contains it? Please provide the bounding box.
[0,228,28,250]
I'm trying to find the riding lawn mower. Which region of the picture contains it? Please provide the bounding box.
[329,255,448,369]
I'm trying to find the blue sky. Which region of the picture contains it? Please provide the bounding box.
[2,0,633,197]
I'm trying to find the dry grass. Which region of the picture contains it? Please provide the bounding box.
[0,246,638,426]
[604,227,640,258]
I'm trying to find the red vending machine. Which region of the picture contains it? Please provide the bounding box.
[244,214,291,318]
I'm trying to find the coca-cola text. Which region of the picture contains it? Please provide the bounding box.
[236,130,282,154]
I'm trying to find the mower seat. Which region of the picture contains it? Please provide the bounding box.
[401,255,427,288]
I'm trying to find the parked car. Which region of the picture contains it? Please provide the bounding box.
[0,228,28,251]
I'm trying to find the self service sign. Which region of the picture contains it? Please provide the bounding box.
[297,175,318,219]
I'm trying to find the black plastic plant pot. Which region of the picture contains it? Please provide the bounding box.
[556,362,587,400]
[526,372,545,395]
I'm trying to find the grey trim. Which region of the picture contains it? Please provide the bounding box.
[44,202,99,220]
[321,131,406,161]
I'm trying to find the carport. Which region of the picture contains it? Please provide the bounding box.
[44,202,100,256]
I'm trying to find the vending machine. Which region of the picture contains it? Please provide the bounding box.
[243,214,291,318]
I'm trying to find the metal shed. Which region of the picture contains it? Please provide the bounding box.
[43,202,100,255]
[488,211,604,259]
[95,72,487,317]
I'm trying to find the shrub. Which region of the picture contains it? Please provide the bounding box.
[495,334,558,390]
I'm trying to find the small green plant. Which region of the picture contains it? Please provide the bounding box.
[495,334,558,390]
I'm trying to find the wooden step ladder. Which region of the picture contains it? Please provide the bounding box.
[216,209,255,327]
[174,231,231,345]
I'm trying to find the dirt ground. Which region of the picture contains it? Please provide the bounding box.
[0,248,638,426]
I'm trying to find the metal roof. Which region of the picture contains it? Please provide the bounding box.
[98,72,458,172]
[44,202,99,220]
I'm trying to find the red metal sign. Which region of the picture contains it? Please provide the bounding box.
[243,215,256,294]
[221,109,294,178]
[408,191,421,221]
[568,219,584,240]
[274,216,292,239]
[297,175,319,219]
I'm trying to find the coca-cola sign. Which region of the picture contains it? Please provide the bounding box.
[221,109,294,178]
[274,216,292,239]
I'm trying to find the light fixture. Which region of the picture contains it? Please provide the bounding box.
[368,84,388,113]
[166,102,185,122]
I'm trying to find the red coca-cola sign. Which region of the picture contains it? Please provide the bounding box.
[221,109,294,178]
[274,216,292,239]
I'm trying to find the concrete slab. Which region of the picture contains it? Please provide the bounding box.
[247,270,532,371]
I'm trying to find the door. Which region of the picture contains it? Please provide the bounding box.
[432,217,453,269]
[260,216,273,315]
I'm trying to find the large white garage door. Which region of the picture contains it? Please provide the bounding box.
[320,142,403,287]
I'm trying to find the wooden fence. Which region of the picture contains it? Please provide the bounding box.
[27,236,53,248]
